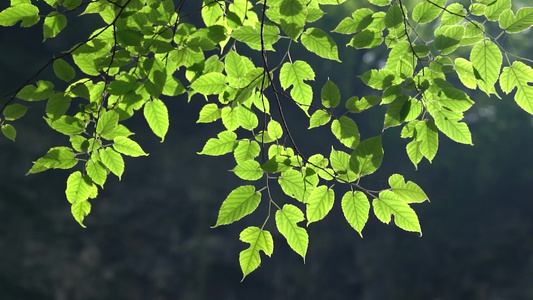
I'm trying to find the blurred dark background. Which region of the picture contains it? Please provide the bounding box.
[1,1,533,299]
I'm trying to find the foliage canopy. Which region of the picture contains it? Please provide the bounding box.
[2,0,533,279]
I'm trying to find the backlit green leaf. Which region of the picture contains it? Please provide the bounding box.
[1,124,16,141]
[197,103,221,123]
[280,0,306,40]
[96,110,119,137]
[341,191,369,237]
[191,73,227,95]
[373,190,422,235]
[471,40,502,95]
[234,140,260,164]
[309,110,331,129]
[53,58,76,82]
[214,185,261,227]
[306,185,334,225]
[144,99,169,142]
[99,147,125,179]
[43,12,66,40]
[86,153,107,188]
[113,136,148,157]
[301,27,340,61]
[499,7,533,33]
[278,169,306,202]
[233,160,263,181]
[46,93,71,120]
[412,0,446,23]
[389,174,428,203]
[65,171,94,204]
[71,200,91,228]
[16,80,54,101]
[331,116,360,149]
[0,3,39,27]
[349,136,383,177]
[198,131,237,156]
[239,227,273,280]
[321,80,340,108]
[275,204,308,260]
[500,61,533,115]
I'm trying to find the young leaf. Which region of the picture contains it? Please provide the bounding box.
[213,185,261,227]
[29,146,78,173]
[113,136,148,157]
[16,80,54,101]
[470,40,502,95]
[331,116,360,149]
[71,200,91,228]
[427,103,473,145]
[45,115,84,135]
[233,160,263,181]
[233,140,260,164]
[499,7,533,33]
[389,174,428,203]
[306,185,334,225]
[197,103,221,123]
[198,131,237,156]
[86,154,107,188]
[349,136,383,177]
[278,169,306,202]
[309,110,331,129]
[0,3,39,27]
[275,204,308,261]
[99,147,125,180]
[412,0,445,24]
[415,119,439,161]
[1,124,16,141]
[239,227,273,280]
[267,120,283,140]
[65,171,95,204]
[96,110,119,137]
[300,27,340,61]
[341,191,369,237]
[279,61,315,112]
[144,99,169,142]
[499,61,533,115]
[190,73,227,95]
[454,58,477,89]
[373,190,422,235]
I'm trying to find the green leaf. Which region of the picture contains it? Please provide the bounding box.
[330,148,357,182]
[345,96,380,113]
[331,116,360,149]
[233,160,263,181]
[214,185,261,227]
[144,99,169,142]
[279,61,315,111]
[71,200,91,228]
[361,69,395,90]
[348,29,383,49]
[43,12,66,40]
[427,103,472,145]
[191,73,227,95]
[499,7,533,33]
[389,174,428,203]
[454,58,477,89]
[1,124,16,141]
[234,140,260,164]
[237,106,258,130]
[46,93,71,121]
[53,58,76,82]
[0,3,39,27]
[435,25,464,55]
[470,40,502,95]
[198,131,237,156]
[341,191,369,237]
[3,103,27,121]
[221,106,240,131]
[484,0,510,21]
[99,147,125,180]
[275,204,308,260]
[197,103,221,123]
[306,185,334,225]
[45,115,84,135]
[113,136,148,157]
[385,4,403,29]
[415,119,439,161]
[349,136,383,177]
[373,190,422,235]
[406,140,423,168]
[201,0,224,26]
[86,153,107,188]
[16,80,54,101]
[499,61,533,114]
[300,27,340,61]
[239,227,273,280]
[267,120,283,140]
[309,110,331,129]
[65,171,95,204]
[29,146,78,173]
[368,0,391,6]
[412,0,446,23]
[280,0,306,40]
[321,80,340,108]
[278,169,306,202]
[231,24,279,51]
[96,110,119,137]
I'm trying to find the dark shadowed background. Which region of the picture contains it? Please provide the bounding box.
[1,1,533,299]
